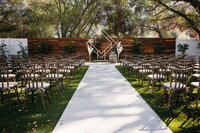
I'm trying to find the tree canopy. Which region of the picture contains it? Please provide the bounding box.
[0,0,199,39]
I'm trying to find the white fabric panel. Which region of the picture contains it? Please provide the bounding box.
[0,38,28,55]
[176,39,200,59]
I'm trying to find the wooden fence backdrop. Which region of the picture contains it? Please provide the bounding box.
[28,38,176,60]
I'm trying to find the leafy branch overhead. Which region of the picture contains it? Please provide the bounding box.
[0,0,199,39]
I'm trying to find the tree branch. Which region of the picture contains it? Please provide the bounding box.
[156,0,200,38]
[175,0,200,14]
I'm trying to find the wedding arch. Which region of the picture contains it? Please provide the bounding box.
[86,29,123,61]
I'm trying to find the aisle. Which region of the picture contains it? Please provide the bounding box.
[53,63,171,133]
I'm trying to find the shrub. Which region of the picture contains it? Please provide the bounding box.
[177,43,189,54]
[17,40,28,56]
[154,45,166,54]
[0,40,8,57]
[64,41,76,54]
[37,42,48,54]
[132,40,142,54]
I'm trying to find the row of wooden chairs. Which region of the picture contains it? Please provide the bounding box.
[0,54,85,110]
[120,54,199,109]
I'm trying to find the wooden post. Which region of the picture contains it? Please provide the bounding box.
[89,54,91,62]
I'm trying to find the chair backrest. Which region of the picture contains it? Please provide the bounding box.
[0,63,9,88]
[24,65,44,89]
[184,54,196,62]
[63,60,71,72]
[175,54,184,60]
[141,59,154,69]
[170,67,192,88]
[151,61,167,79]
[195,56,200,73]
[45,61,60,79]
[176,61,193,69]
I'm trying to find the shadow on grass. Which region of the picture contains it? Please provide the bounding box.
[0,66,89,133]
[116,65,200,133]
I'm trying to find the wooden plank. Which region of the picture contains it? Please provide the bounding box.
[28,38,176,55]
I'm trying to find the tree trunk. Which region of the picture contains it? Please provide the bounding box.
[61,23,66,38]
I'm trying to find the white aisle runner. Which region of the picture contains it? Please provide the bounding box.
[53,63,172,133]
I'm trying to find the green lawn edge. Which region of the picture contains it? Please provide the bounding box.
[0,66,89,133]
[116,66,200,133]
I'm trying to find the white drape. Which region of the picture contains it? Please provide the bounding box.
[116,41,123,59]
[87,44,93,62]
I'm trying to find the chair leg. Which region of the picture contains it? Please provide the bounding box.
[80,65,82,70]
[189,86,194,96]
[158,80,161,90]
[68,73,72,83]
[168,89,173,109]
[167,73,170,81]
[147,78,151,91]
[21,80,24,93]
[46,89,51,104]
[56,81,61,94]
[71,71,75,79]
[183,90,187,106]
[66,75,70,85]
[133,70,135,78]
[129,66,132,73]
[14,87,20,103]
[61,80,64,90]
[152,80,155,94]
[21,80,23,87]
[1,91,4,104]
[162,86,167,95]
[123,65,125,71]
[49,80,52,90]
[196,88,200,109]
[31,91,35,103]
[138,73,141,84]
[141,74,144,86]
[23,89,28,110]
[40,90,46,111]
[7,90,11,110]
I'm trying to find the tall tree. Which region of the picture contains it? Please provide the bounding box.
[1,0,199,38]
[0,0,21,37]
[53,0,105,38]
[0,0,55,38]
[101,0,146,38]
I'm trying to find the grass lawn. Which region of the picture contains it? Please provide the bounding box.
[116,66,200,133]
[0,66,88,133]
